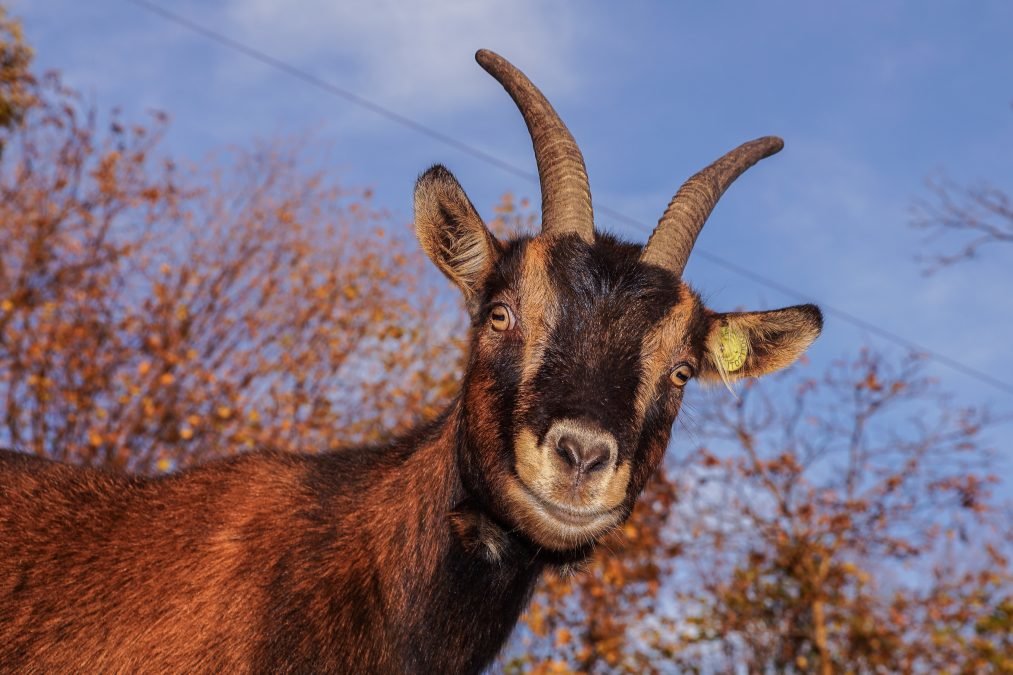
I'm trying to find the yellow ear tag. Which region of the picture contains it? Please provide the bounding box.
[717,324,748,373]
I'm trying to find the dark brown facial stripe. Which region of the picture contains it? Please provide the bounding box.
[518,234,682,449]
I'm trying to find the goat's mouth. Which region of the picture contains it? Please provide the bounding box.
[528,488,607,527]
[505,478,621,550]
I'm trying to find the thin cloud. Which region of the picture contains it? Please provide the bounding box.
[224,0,591,116]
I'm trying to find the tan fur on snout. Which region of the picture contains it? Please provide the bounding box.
[507,423,630,550]
[514,427,545,491]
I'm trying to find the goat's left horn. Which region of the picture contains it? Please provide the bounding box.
[641,136,784,276]
[476,49,594,243]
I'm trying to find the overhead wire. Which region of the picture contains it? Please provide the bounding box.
[125,0,1013,397]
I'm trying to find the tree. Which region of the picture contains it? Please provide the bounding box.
[0,6,34,153]
[0,6,32,124]
[0,15,462,471]
[670,350,1008,672]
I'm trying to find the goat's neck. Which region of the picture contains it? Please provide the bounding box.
[313,400,544,672]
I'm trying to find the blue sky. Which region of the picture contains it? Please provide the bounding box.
[14,1,1013,441]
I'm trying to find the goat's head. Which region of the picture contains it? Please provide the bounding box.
[415,50,822,554]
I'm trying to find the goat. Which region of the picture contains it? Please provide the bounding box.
[0,49,822,673]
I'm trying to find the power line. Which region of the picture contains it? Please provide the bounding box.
[125,0,1013,398]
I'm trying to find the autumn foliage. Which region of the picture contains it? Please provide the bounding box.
[0,8,32,138]
[2,12,1010,672]
[0,17,460,471]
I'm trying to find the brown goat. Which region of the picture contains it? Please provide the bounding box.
[0,50,822,673]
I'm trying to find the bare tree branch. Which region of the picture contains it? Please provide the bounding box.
[912,173,1013,274]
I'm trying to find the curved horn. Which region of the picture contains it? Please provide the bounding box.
[641,136,784,276]
[476,49,593,243]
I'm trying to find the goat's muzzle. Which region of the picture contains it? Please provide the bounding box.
[505,420,629,550]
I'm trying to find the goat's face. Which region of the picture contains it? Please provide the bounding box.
[414,51,822,553]
[460,230,708,552]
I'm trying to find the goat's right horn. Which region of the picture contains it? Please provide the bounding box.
[476,49,594,244]
[641,136,784,277]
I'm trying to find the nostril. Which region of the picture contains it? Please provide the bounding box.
[583,446,609,473]
[555,434,610,474]
[549,424,618,477]
[555,434,581,468]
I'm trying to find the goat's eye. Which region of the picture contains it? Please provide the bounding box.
[489,303,516,332]
[670,363,694,387]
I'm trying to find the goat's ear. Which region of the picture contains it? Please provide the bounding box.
[415,165,500,310]
[697,304,822,384]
